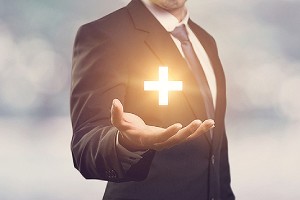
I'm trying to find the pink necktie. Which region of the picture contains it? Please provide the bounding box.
[171,25,215,137]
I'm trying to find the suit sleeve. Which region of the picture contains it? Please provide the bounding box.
[220,131,235,200]
[70,24,155,182]
[208,36,235,199]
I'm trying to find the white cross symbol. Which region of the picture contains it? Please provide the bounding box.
[144,66,183,105]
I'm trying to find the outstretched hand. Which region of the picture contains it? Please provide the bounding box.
[111,99,214,151]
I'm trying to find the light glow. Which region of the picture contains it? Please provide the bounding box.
[144,66,182,105]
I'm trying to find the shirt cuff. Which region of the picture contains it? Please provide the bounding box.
[116,131,148,171]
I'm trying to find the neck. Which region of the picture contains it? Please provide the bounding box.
[147,0,188,22]
[168,7,187,22]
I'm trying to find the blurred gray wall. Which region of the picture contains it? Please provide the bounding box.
[0,0,299,199]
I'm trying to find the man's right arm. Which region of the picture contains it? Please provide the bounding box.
[70,24,155,182]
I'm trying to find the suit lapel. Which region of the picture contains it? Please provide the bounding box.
[144,29,208,122]
[127,0,207,121]
[189,20,227,148]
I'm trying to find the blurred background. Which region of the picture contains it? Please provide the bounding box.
[0,0,299,199]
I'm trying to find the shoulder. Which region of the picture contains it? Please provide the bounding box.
[72,5,139,57]
[79,8,127,34]
[188,19,217,45]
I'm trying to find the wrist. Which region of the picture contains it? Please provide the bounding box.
[118,132,146,152]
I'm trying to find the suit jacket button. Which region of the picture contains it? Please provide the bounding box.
[106,169,118,180]
[211,155,215,165]
[111,169,118,178]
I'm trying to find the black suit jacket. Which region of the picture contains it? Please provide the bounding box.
[71,0,234,199]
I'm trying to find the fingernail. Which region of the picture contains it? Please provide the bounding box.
[113,99,119,107]
[176,123,183,129]
[209,119,215,124]
[194,119,202,125]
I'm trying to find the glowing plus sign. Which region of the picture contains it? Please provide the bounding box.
[144,66,183,105]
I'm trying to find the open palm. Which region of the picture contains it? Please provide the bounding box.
[111,99,214,151]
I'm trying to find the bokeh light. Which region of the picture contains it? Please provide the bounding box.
[0,0,299,199]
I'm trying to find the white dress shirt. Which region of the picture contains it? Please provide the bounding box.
[142,0,217,106]
[116,0,217,171]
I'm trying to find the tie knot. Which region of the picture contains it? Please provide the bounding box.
[171,24,189,43]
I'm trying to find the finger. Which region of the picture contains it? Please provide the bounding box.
[185,119,215,142]
[110,99,124,127]
[150,123,183,144]
[140,123,182,147]
[152,120,202,150]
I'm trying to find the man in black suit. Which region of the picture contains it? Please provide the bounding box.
[70,0,235,199]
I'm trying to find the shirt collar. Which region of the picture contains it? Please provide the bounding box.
[141,0,190,32]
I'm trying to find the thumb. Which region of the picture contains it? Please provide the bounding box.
[111,99,124,127]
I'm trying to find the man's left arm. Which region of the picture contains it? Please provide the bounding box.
[220,131,235,200]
